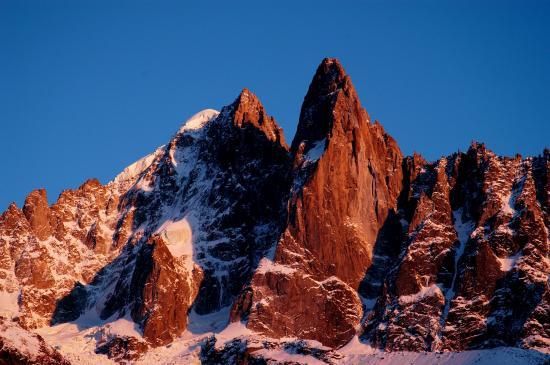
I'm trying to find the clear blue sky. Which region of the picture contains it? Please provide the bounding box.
[1,1,549,209]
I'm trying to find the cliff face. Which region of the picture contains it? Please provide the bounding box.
[365,145,549,352]
[236,58,404,348]
[0,58,548,363]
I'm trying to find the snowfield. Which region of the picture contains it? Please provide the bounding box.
[30,314,549,365]
[341,347,549,365]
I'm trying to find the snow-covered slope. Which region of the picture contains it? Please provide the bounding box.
[30,321,549,365]
[0,317,70,364]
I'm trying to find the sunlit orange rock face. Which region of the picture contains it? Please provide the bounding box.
[0,58,548,362]
[131,236,203,346]
[237,59,404,348]
[232,87,287,147]
[1,180,123,331]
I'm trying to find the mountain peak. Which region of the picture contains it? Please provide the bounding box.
[229,88,287,147]
[291,58,363,153]
[313,58,347,90]
[1,202,25,225]
[6,202,19,212]
[302,58,350,107]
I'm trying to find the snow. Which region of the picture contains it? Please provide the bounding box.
[102,315,142,338]
[445,208,475,296]
[32,311,550,365]
[0,290,19,317]
[32,280,145,363]
[498,251,522,271]
[255,257,297,275]
[398,284,442,305]
[499,174,525,217]
[500,192,515,216]
[340,347,549,365]
[304,138,326,161]
[34,312,142,364]
[214,321,253,349]
[360,296,377,313]
[178,109,219,133]
[36,322,117,365]
[252,348,327,365]
[3,108,546,364]
[440,209,475,324]
[0,320,41,359]
[339,336,377,355]
[453,209,475,247]
[113,147,161,186]
[155,218,194,260]
[112,109,219,189]
[141,337,549,365]
[186,306,232,335]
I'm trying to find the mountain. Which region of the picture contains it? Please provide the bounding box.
[0,59,548,365]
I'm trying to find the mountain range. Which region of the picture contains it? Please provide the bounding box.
[0,58,548,364]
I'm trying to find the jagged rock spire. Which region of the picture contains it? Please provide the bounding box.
[240,58,404,348]
[291,58,365,153]
[22,189,52,240]
[229,88,287,148]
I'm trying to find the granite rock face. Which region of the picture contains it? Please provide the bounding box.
[0,58,547,362]
[236,58,404,348]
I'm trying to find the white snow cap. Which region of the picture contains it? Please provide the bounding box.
[178,109,220,133]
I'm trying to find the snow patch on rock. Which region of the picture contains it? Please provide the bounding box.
[398,284,443,305]
[256,257,297,275]
[155,218,194,259]
[0,290,19,318]
[305,138,326,162]
[0,320,41,359]
[498,251,522,271]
